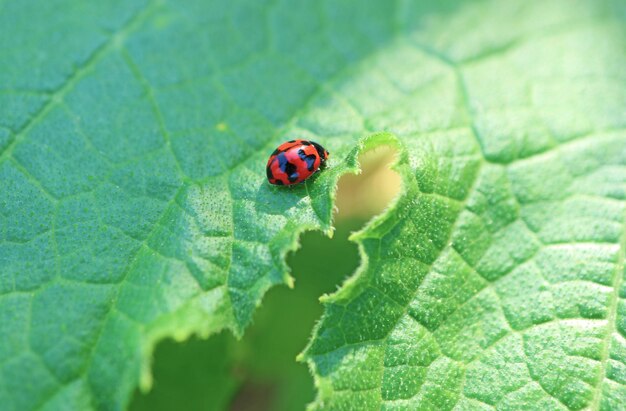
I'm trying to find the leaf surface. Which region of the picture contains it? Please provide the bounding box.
[1,0,625,410]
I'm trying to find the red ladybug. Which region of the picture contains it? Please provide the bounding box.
[266,139,329,185]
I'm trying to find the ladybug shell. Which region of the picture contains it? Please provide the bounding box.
[266,140,329,185]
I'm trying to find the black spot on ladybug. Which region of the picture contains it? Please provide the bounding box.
[274,179,284,186]
[277,152,299,182]
[300,141,311,146]
[298,148,317,171]
[288,139,296,143]
[277,152,288,172]
[266,162,275,180]
[271,148,280,156]
[285,161,299,182]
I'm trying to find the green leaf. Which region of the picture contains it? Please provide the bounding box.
[1,1,625,411]
[299,3,626,411]
[130,221,363,411]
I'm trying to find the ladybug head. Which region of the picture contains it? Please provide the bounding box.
[310,141,329,166]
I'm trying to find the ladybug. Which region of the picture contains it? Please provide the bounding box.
[266,139,329,185]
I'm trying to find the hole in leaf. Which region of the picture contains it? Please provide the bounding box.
[335,146,401,220]
[129,146,401,411]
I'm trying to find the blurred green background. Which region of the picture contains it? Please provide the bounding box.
[130,149,399,411]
